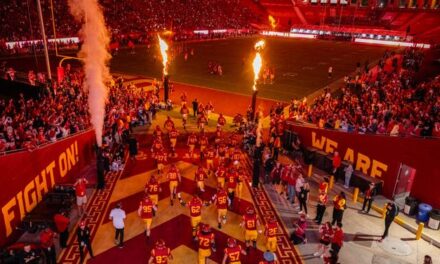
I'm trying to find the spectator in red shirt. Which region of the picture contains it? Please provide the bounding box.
[40,227,56,264]
[330,223,344,259]
[332,151,341,177]
[53,210,70,248]
[314,221,333,257]
[74,176,88,216]
[290,214,307,245]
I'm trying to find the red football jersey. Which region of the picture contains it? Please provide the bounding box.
[232,150,241,161]
[265,222,277,238]
[146,181,160,195]
[195,169,207,181]
[153,128,162,137]
[164,119,174,130]
[188,135,197,145]
[226,172,238,189]
[151,247,171,264]
[218,143,226,152]
[152,140,163,152]
[167,168,179,181]
[243,214,257,230]
[198,116,207,124]
[169,129,179,139]
[181,106,189,114]
[214,191,228,209]
[216,166,226,178]
[199,136,208,146]
[156,151,167,162]
[188,198,202,217]
[197,231,214,250]
[206,148,215,159]
[224,245,242,262]
[139,199,154,219]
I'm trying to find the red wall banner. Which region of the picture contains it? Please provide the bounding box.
[0,130,96,246]
[287,124,440,209]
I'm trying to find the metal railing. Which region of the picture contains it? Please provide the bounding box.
[286,120,440,140]
[0,128,94,156]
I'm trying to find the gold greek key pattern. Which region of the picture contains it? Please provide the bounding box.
[243,157,303,264]
[58,169,121,264]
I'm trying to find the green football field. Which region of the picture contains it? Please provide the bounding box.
[110,37,390,101]
[3,36,390,101]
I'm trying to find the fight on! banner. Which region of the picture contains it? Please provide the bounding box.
[0,130,95,246]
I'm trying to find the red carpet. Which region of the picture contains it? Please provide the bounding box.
[87,215,263,264]
[103,175,254,226]
[57,111,300,264]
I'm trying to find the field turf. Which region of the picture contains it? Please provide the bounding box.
[3,37,390,101]
[110,37,390,101]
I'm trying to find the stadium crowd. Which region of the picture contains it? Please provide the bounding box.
[289,48,440,138]
[0,69,89,152]
[0,0,256,54]
[0,64,166,153]
[104,0,256,34]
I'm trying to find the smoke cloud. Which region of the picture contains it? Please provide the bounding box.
[68,0,111,146]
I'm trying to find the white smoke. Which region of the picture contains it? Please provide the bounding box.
[68,0,111,146]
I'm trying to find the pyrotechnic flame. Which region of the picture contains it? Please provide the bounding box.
[252,40,265,91]
[254,40,265,50]
[157,35,169,75]
[268,15,277,29]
